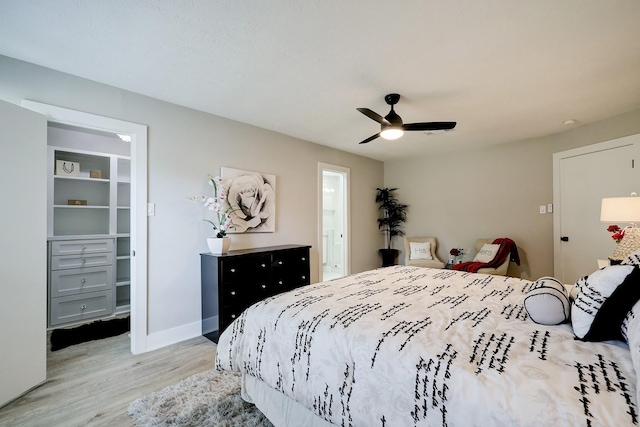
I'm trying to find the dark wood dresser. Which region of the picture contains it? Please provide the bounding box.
[200,244,311,342]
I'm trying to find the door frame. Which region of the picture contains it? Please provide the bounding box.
[552,133,640,281]
[317,163,351,281]
[22,100,149,354]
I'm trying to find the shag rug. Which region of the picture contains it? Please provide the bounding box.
[128,370,274,427]
[50,316,130,351]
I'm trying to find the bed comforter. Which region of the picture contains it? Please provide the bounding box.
[216,266,638,426]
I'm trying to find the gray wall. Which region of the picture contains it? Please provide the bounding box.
[0,55,384,344]
[385,107,640,280]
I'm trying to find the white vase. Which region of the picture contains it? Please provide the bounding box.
[207,237,231,255]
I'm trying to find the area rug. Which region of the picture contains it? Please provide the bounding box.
[128,370,273,427]
[50,316,129,351]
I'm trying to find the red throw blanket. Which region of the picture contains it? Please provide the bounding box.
[453,238,520,273]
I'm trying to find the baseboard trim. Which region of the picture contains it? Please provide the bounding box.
[145,320,202,352]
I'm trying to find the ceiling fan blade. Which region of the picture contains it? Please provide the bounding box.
[403,122,457,131]
[359,133,380,144]
[357,108,389,125]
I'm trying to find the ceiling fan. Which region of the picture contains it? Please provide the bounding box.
[356,93,456,144]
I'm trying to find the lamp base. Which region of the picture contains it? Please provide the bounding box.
[613,226,640,260]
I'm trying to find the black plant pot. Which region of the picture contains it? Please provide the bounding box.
[379,249,399,267]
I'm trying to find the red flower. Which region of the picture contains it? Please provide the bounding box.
[450,248,461,256]
[607,224,625,243]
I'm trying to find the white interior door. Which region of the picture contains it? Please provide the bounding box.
[553,135,640,284]
[318,163,350,282]
[0,100,47,406]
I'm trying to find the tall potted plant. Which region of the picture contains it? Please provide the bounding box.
[376,187,408,266]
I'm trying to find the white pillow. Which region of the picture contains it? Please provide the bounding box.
[473,243,500,263]
[571,265,635,340]
[409,241,432,260]
[524,276,571,325]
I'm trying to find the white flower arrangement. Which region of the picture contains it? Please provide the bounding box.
[188,175,236,238]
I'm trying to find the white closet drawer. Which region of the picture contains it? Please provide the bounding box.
[50,239,114,256]
[50,252,113,270]
[50,266,113,297]
[49,291,113,326]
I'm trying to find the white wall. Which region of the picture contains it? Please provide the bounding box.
[0,55,384,346]
[385,107,640,280]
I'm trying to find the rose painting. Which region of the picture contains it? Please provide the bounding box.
[221,167,276,233]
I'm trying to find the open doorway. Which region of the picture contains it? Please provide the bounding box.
[22,100,148,355]
[318,163,350,281]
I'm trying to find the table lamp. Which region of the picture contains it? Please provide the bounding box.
[600,192,640,260]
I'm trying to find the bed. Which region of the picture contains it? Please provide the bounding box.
[215,265,640,426]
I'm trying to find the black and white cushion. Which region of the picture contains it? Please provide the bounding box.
[524,276,571,325]
[571,265,640,341]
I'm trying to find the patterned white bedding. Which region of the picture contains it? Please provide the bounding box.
[216,266,638,426]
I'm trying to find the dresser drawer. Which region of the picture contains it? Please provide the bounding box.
[50,252,114,270]
[51,239,114,256]
[50,266,113,297]
[49,290,113,326]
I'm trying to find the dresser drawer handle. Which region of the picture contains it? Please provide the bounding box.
[231,291,236,296]
[230,268,236,273]
[278,280,283,285]
[261,263,266,268]
[231,314,236,319]
[278,261,283,265]
[81,245,87,250]
[302,276,306,280]
[261,284,266,289]
[302,257,306,261]
[81,278,86,283]
[80,304,86,311]
[81,259,87,264]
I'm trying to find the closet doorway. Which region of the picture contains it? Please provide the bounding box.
[22,100,148,355]
[318,163,350,281]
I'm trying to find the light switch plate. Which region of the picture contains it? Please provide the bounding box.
[539,205,546,214]
[147,202,156,216]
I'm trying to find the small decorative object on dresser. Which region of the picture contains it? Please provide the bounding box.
[207,237,231,255]
[189,174,238,252]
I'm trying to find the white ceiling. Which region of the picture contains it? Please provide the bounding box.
[1,0,640,161]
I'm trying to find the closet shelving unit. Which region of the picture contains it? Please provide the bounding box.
[47,145,131,326]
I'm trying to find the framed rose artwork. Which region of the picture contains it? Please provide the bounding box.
[221,167,276,233]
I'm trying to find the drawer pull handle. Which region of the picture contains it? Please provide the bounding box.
[231,314,236,319]
[81,246,87,250]
[81,259,87,264]
[302,276,306,280]
[81,278,86,283]
[230,268,236,273]
[278,281,283,285]
[261,264,266,268]
[302,257,306,261]
[278,261,283,265]
[261,284,266,289]
[80,304,86,311]
[231,291,236,296]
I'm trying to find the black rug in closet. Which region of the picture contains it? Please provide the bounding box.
[50,316,130,351]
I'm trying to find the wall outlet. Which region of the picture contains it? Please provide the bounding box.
[547,203,553,213]
[539,205,546,214]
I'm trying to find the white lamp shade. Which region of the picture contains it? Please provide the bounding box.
[600,196,640,223]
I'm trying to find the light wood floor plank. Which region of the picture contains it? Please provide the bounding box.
[0,334,217,426]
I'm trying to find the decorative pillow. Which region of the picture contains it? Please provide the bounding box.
[473,243,500,263]
[524,276,571,325]
[621,300,640,411]
[571,265,640,341]
[409,241,432,260]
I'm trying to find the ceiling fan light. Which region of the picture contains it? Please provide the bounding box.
[380,128,404,140]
